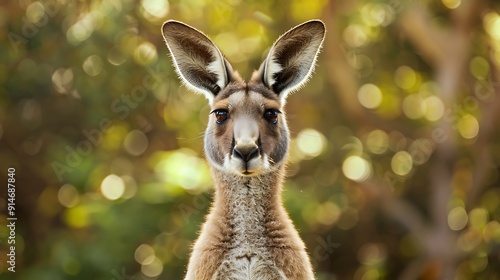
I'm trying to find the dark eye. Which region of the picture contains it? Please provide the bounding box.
[212,109,228,124]
[264,109,280,124]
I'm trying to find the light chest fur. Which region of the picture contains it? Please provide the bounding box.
[187,171,314,280]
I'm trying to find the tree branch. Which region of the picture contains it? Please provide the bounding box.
[397,4,446,67]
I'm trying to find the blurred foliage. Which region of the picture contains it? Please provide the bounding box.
[1,0,500,279]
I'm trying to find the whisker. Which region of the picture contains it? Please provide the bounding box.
[177,135,204,143]
[177,130,207,143]
[288,130,299,137]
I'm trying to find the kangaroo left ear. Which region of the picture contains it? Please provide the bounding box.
[161,20,233,105]
[260,20,325,101]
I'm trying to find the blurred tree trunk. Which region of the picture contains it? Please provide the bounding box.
[323,0,499,278]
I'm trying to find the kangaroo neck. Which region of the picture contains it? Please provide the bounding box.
[210,169,286,234]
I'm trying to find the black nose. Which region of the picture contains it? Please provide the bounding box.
[233,146,260,162]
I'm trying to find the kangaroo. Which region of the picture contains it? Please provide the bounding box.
[161,19,325,280]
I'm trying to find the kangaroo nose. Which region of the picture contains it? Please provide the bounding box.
[233,146,260,162]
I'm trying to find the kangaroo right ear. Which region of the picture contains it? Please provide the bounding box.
[161,20,233,104]
[260,20,325,101]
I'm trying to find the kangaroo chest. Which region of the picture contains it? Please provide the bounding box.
[226,184,272,257]
[213,182,288,279]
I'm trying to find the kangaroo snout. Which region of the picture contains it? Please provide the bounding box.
[233,145,260,163]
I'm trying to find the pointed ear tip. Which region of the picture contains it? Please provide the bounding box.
[162,19,184,25]
[161,20,173,34]
[161,20,189,34]
[288,20,325,40]
[307,19,326,33]
[308,19,325,25]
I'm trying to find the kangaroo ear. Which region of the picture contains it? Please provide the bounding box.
[260,20,325,100]
[161,20,233,104]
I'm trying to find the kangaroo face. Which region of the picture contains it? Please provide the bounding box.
[161,20,325,176]
[203,85,289,176]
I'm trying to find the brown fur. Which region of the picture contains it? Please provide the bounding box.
[161,20,325,280]
[189,169,313,280]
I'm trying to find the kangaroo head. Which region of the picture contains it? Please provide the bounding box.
[162,20,325,176]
